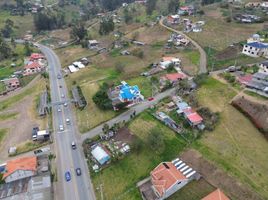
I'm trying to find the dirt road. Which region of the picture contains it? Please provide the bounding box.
[159,18,207,74]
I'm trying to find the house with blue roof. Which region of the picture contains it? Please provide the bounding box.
[108,81,144,110]
[242,42,268,58]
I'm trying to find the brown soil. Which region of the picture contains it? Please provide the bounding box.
[180,149,264,200]
[0,95,45,161]
[215,44,242,61]
[114,127,136,143]
[231,96,268,135]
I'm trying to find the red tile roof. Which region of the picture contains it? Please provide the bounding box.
[165,73,187,81]
[3,156,37,179]
[182,107,194,115]
[237,74,252,85]
[4,77,19,85]
[187,112,203,124]
[24,62,41,69]
[151,162,187,197]
[30,53,44,60]
[202,189,230,200]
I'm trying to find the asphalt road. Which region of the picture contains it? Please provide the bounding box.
[39,45,96,200]
[159,18,207,74]
[81,88,176,141]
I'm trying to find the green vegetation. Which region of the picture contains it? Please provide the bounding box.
[184,50,200,66]
[196,77,268,199]
[92,83,112,110]
[13,140,50,156]
[127,76,152,98]
[169,179,215,200]
[0,82,5,93]
[244,90,268,101]
[91,112,187,200]
[0,112,18,121]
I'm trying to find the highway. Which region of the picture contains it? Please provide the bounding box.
[39,45,96,200]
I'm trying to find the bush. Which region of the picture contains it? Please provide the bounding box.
[132,48,144,58]
[92,83,113,110]
[146,128,165,153]
[197,107,219,131]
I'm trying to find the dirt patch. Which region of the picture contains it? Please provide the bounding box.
[215,44,242,61]
[114,127,136,143]
[180,149,263,200]
[49,28,71,41]
[231,96,268,135]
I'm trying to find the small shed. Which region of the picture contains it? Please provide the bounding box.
[91,145,110,165]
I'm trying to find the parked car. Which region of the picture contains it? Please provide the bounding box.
[66,118,71,125]
[76,168,81,176]
[57,107,61,112]
[64,102,68,107]
[59,85,62,88]
[65,171,71,182]
[32,127,39,141]
[71,141,76,149]
[148,97,154,101]
[61,94,65,98]
[57,73,61,79]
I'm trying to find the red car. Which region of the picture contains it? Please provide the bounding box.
[148,97,154,101]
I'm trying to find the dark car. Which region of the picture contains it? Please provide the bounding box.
[76,168,81,176]
[65,171,71,182]
[32,127,39,141]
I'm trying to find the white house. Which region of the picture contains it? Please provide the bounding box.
[259,61,268,74]
[3,156,37,183]
[150,158,197,200]
[247,34,261,43]
[242,42,268,58]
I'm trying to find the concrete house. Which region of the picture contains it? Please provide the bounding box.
[259,60,268,74]
[3,156,37,183]
[2,77,20,91]
[167,15,180,24]
[150,158,197,200]
[246,72,268,93]
[29,53,45,61]
[242,42,268,58]
[23,61,44,76]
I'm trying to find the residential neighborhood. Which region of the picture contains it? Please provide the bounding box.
[0,0,268,200]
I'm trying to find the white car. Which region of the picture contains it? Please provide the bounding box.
[64,102,68,107]
[59,125,64,131]
[57,107,61,112]
[66,118,70,125]
[61,94,65,98]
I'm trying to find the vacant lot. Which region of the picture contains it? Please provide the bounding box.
[232,96,268,134]
[196,77,268,199]
[186,12,263,51]
[0,77,48,161]
[91,112,187,200]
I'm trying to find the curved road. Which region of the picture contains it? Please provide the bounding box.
[159,18,207,74]
[39,45,96,200]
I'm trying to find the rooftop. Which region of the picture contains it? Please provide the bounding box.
[4,156,37,179]
[24,62,41,69]
[202,189,230,200]
[246,42,268,49]
[187,112,203,123]
[165,73,187,81]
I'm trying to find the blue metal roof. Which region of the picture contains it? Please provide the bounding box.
[119,84,141,100]
[247,42,268,49]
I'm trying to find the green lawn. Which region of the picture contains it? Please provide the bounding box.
[127,76,152,98]
[91,112,187,200]
[244,90,268,101]
[184,50,200,66]
[195,77,268,199]
[168,178,215,200]
[0,82,6,93]
[0,112,18,121]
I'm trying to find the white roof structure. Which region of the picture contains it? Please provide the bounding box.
[88,40,99,45]
[160,61,172,69]
[68,65,79,73]
[37,130,49,136]
[73,61,85,69]
[91,145,110,165]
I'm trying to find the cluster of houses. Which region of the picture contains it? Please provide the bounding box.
[0,155,52,200]
[0,53,46,94]
[245,1,268,10]
[234,14,261,23]
[139,157,230,200]
[67,58,89,73]
[108,81,144,110]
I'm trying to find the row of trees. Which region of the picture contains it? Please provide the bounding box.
[33,10,66,31]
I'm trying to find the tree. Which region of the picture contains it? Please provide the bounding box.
[99,17,114,35]
[168,0,179,14]
[131,138,143,154]
[147,128,165,153]
[92,83,113,110]
[146,0,157,15]
[1,19,14,38]
[24,42,32,56]
[115,62,125,74]
[71,22,87,42]
[0,35,12,61]
[123,8,133,24]
[102,123,110,134]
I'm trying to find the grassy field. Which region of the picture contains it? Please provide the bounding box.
[13,140,50,156]
[185,9,263,51]
[0,129,8,144]
[75,82,117,133]
[0,112,18,121]
[195,77,268,199]
[0,11,34,37]
[244,90,268,101]
[168,178,215,200]
[91,112,187,200]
